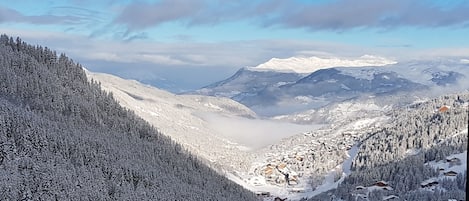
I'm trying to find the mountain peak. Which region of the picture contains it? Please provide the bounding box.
[249,55,397,73]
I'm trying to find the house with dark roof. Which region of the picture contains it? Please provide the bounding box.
[444,171,458,176]
[375,181,389,187]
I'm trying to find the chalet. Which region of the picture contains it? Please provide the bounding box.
[355,186,366,190]
[295,155,304,161]
[277,163,287,170]
[446,157,461,165]
[443,171,458,176]
[255,191,270,197]
[421,180,439,188]
[288,178,298,185]
[438,105,450,112]
[375,181,389,187]
[342,132,352,136]
[287,172,299,185]
[303,132,313,136]
[289,188,304,193]
[264,166,274,176]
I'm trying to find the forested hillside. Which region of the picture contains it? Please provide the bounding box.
[0,35,257,200]
[309,93,468,201]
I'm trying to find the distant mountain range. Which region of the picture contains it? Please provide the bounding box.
[192,56,469,116]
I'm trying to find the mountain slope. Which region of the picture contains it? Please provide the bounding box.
[0,35,257,200]
[87,71,259,171]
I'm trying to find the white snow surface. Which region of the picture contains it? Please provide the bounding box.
[250,55,396,73]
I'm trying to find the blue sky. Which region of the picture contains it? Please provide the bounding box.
[1,0,469,91]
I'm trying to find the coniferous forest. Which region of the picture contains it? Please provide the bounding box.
[0,35,258,200]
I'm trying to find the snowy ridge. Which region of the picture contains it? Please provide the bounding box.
[250,55,396,73]
[194,59,469,117]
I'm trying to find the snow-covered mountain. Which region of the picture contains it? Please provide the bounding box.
[193,57,469,116]
[195,67,303,103]
[251,55,396,73]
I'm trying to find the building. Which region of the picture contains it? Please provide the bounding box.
[443,171,458,176]
[375,181,389,187]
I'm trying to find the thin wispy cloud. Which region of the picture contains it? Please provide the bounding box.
[0,6,85,25]
[3,1,469,39]
[113,0,280,31]
[115,0,204,30]
[113,0,469,32]
[277,0,469,30]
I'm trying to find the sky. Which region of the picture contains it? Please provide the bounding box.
[1,0,469,92]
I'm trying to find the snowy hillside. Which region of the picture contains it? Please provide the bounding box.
[88,72,257,171]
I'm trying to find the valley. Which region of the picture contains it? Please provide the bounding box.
[2,1,468,200]
[89,56,468,200]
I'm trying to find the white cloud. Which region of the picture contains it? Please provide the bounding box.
[3,28,467,91]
